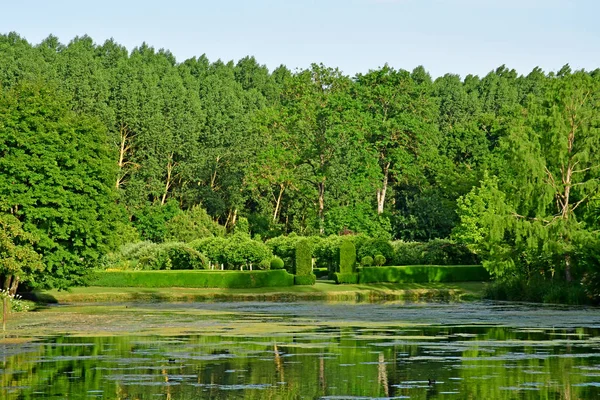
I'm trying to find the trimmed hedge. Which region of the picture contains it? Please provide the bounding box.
[357,265,490,284]
[339,239,356,274]
[334,273,359,284]
[92,270,295,288]
[295,239,312,276]
[270,256,285,269]
[294,274,317,286]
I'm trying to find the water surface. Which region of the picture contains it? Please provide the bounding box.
[2,301,600,399]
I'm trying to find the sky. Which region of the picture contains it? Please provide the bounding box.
[2,0,599,78]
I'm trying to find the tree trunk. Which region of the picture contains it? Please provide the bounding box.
[3,275,11,291]
[376,162,390,214]
[318,178,325,235]
[116,124,134,189]
[161,153,174,206]
[565,254,573,282]
[273,184,285,223]
[9,276,19,296]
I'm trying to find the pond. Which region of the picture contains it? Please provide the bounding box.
[2,301,600,399]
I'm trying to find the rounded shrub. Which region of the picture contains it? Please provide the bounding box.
[266,234,302,272]
[270,256,285,270]
[373,254,386,266]
[361,255,374,267]
[136,242,207,270]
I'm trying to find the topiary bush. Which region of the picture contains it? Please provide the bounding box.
[334,272,359,284]
[373,254,386,266]
[339,239,356,275]
[295,239,312,275]
[270,256,285,270]
[361,255,374,267]
[294,274,317,286]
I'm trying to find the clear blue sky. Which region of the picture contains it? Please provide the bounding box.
[2,0,598,78]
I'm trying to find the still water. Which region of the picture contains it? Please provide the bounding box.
[2,301,600,399]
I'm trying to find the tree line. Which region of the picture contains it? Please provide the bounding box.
[1,32,599,292]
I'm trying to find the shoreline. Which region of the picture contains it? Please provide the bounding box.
[25,281,486,304]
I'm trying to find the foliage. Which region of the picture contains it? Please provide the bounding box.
[294,274,316,286]
[270,256,285,270]
[373,255,386,266]
[91,269,295,288]
[295,239,312,277]
[358,238,394,264]
[266,234,302,272]
[164,205,225,242]
[313,267,329,278]
[360,256,374,267]
[110,242,208,271]
[0,289,30,312]
[357,265,489,284]
[0,80,119,290]
[485,277,589,305]
[0,213,44,292]
[339,239,357,274]
[131,200,181,243]
[392,239,479,266]
[334,272,359,284]
[223,233,272,269]
[190,237,228,267]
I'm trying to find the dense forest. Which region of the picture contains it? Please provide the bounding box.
[1,33,599,295]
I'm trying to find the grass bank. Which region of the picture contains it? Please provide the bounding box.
[27,281,486,304]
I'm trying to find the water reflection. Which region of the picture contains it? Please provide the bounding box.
[2,303,600,399]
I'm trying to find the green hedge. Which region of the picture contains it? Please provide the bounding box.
[339,239,356,274]
[92,270,295,288]
[294,274,317,286]
[334,273,359,284]
[295,239,312,276]
[357,265,489,284]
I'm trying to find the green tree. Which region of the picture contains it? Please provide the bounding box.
[0,81,119,290]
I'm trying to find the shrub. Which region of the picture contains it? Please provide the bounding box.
[313,235,343,270]
[224,233,272,269]
[190,237,228,267]
[295,239,312,277]
[136,242,208,270]
[358,265,489,284]
[313,267,329,278]
[92,270,294,288]
[391,239,479,266]
[334,273,359,284]
[361,256,374,267]
[373,254,386,266]
[270,256,285,270]
[358,238,394,264]
[266,234,302,272]
[131,200,181,243]
[294,274,317,286]
[339,239,356,274]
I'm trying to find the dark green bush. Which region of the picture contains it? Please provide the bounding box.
[164,205,225,242]
[358,265,489,283]
[358,238,394,264]
[339,239,356,274]
[295,239,312,277]
[270,256,285,270]
[92,270,295,288]
[361,256,374,267]
[334,272,359,284]
[313,267,329,278]
[485,277,590,305]
[294,274,316,286]
[373,254,386,266]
